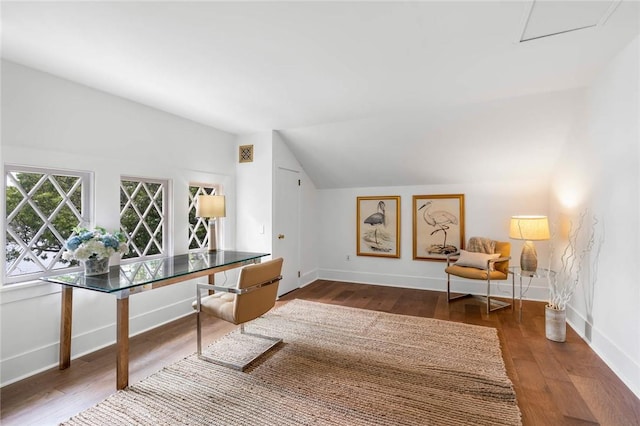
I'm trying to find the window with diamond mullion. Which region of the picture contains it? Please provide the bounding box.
[4,165,90,284]
[188,184,218,251]
[120,177,167,259]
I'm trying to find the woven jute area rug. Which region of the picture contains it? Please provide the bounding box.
[63,299,521,425]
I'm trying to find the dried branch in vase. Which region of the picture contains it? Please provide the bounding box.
[547,210,602,311]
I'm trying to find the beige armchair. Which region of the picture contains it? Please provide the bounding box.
[193,257,283,370]
[444,239,513,314]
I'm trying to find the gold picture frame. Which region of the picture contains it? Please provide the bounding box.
[357,196,400,258]
[413,194,465,261]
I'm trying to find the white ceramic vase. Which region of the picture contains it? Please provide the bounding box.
[83,257,110,276]
[545,305,566,342]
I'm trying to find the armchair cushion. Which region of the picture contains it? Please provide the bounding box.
[194,292,235,323]
[454,250,500,270]
[445,265,508,281]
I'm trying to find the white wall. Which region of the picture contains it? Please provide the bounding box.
[550,36,640,397]
[0,61,237,385]
[235,131,320,287]
[235,132,273,254]
[318,180,551,298]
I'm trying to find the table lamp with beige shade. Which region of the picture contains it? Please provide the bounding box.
[196,195,226,252]
[509,215,550,275]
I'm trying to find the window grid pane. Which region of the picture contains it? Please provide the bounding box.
[188,185,217,251]
[4,167,90,284]
[120,178,167,260]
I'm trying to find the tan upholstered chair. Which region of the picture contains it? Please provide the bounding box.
[444,240,513,314]
[193,257,283,370]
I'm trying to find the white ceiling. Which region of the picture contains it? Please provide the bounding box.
[2,1,639,188]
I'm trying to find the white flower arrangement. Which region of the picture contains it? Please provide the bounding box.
[62,226,129,262]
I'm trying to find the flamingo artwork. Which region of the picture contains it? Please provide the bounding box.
[362,200,392,252]
[418,201,458,255]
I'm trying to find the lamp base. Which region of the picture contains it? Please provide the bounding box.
[207,220,218,252]
[520,240,537,275]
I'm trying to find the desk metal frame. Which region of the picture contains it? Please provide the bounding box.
[42,251,268,390]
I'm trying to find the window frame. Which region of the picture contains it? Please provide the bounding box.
[3,164,93,285]
[188,183,220,252]
[119,175,170,262]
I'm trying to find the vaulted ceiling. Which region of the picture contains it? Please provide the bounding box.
[2,1,638,188]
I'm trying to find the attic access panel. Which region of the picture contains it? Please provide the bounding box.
[520,0,621,42]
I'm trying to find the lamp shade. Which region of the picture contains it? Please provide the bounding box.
[196,195,226,218]
[509,216,550,241]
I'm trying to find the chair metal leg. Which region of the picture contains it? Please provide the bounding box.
[448,277,511,313]
[196,310,202,356]
[447,273,472,302]
[482,297,511,312]
[486,277,491,315]
[476,277,510,313]
[197,321,282,371]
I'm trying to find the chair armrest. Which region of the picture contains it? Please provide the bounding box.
[196,275,283,295]
[445,252,460,267]
[196,283,241,294]
[487,256,511,270]
[195,275,282,311]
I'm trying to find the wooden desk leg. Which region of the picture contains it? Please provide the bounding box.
[59,286,73,370]
[208,273,215,295]
[116,297,129,390]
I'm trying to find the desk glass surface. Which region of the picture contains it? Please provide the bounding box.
[40,251,269,293]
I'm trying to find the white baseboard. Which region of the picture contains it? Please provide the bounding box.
[566,305,640,399]
[318,268,549,301]
[300,268,319,288]
[0,296,195,387]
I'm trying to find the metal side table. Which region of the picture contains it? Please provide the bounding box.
[509,267,556,321]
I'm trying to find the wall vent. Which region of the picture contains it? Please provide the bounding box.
[239,145,254,163]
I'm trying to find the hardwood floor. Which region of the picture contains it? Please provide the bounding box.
[2,280,638,425]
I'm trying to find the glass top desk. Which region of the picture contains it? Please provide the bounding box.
[41,250,269,390]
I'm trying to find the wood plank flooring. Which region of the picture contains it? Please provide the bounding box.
[2,280,639,425]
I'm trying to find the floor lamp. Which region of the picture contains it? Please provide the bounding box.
[509,215,550,275]
[196,195,226,252]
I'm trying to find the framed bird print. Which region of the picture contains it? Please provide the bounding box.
[412,194,465,261]
[357,196,400,258]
